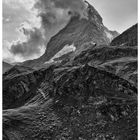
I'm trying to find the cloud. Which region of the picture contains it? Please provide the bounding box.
[34,0,88,40]
[3,40,20,63]
[51,0,87,17]
[35,0,87,20]
[3,0,34,10]
[10,27,44,58]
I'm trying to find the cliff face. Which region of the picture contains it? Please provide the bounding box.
[111,24,138,46]
[22,3,119,68]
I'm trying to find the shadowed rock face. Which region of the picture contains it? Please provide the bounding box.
[110,24,138,46]
[3,65,36,109]
[3,67,46,109]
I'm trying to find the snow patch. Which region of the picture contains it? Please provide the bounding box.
[105,31,113,41]
[44,59,54,64]
[45,44,76,64]
[52,44,76,60]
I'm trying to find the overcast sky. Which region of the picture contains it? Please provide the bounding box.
[3,0,138,63]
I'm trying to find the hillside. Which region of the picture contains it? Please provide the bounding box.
[110,24,138,46]
[3,62,13,73]
[3,44,137,140]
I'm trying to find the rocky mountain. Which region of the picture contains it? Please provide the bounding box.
[3,2,137,140]
[3,62,13,73]
[111,24,138,46]
[3,45,137,140]
[22,2,119,68]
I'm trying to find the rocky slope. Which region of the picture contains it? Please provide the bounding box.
[3,44,137,140]
[22,2,119,68]
[110,24,138,46]
[3,65,137,140]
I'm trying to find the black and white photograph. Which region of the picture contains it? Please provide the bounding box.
[2,0,138,139]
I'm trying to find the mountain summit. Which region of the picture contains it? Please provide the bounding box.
[22,2,119,68]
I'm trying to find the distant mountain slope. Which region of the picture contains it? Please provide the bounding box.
[22,2,119,68]
[3,62,13,73]
[110,24,138,46]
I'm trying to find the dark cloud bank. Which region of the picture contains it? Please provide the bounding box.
[10,0,87,60]
[10,27,44,57]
